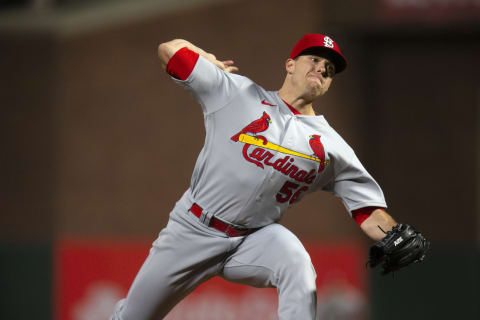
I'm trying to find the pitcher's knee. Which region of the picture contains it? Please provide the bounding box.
[278,251,316,292]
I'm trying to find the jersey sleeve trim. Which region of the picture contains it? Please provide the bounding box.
[347,202,387,213]
[166,47,200,80]
[351,206,383,227]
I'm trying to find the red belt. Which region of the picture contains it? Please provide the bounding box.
[188,203,258,237]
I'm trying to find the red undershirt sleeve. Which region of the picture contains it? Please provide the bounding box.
[166,47,200,81]
[351,207,383,227]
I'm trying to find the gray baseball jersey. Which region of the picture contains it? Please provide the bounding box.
[173,55,386,227]
[111,51,387,320]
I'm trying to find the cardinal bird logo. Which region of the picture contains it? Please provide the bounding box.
[309,134,327,173]
[231,111,272,144]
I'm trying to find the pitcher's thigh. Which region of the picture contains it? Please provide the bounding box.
[221,223,316,289]
[221,224,318,319]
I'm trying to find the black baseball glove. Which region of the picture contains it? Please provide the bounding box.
[368,224,430,275]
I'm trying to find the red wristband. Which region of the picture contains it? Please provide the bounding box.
[166,47,199,80]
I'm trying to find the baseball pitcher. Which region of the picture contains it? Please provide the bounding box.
[110,34,429,320]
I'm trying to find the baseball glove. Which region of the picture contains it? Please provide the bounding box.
[368,224,430,275]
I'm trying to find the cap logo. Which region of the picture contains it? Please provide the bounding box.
[323,36,334,48]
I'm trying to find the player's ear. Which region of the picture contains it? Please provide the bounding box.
[285,58,295,74]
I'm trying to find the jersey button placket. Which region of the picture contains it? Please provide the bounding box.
[284,124,294,148]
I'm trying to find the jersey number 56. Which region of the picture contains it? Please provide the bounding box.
[276,181,309,204]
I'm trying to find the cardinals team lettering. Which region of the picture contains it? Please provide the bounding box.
[231,112,329,186]
[244,147,317,184]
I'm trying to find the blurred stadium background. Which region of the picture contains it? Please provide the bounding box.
[1,0,479,319]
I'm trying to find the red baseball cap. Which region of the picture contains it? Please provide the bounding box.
[290,34,347,74]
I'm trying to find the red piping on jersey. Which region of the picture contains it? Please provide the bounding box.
[351,207,383,227]
[166,47,199,80]
[282,99,302,115]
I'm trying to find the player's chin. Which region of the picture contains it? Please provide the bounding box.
[316,87,328,96]
[307,86,327,99]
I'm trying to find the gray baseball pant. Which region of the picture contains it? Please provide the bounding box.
[110,204,317,320]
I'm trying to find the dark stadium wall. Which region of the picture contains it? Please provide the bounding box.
[1,0,479,319]
[0,32,56,320]
[355,30,480,320]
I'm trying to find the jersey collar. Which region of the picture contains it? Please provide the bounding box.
[281,99,302,115]
[281,99,318,117]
